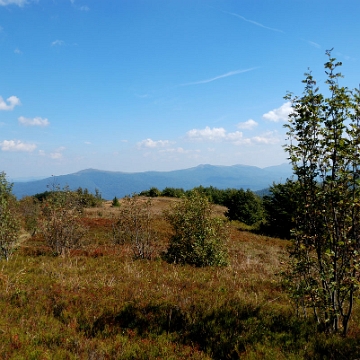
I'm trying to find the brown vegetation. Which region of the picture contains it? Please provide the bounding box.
[0,197,360,359]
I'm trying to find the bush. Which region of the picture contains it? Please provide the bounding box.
[0,172,20,260]
[112,196,157,259]
[111,196,120,207]
[161,187,185,198]
[224,189,264,225]
[261,180,298,239]
[163,191,228,267]
[76,187,103,207]
[38,186,88,256]
[139,187,161,197]
[18,196,40,236]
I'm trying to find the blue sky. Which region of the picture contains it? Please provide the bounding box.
[1,0,360,179]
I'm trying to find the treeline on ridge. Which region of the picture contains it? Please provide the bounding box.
[139,183,294,239]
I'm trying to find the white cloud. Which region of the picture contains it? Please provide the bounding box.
[181,68,257,86]
[14,48,22,54]
[0,140,36,152]
[160,147,197,155]
[262,101,292,122]
[18,116,49,127]
[186,126,248,144]
[0,96,21,111]
[50,147,65,159]
[186,126,281,146]
[50,152,63,159]
[187,126,227,141]
[137,138,171,149]
[251,131,280,144]
[226,131,246,144]
[237,119,258,130]
[0,0,28,6]
[51,40,65,46]
[39,146,65,159]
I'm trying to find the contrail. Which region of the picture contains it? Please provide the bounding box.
[224,11,284,33]
[181,67,258,86]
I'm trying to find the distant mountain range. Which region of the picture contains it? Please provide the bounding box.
[12,163,293,200]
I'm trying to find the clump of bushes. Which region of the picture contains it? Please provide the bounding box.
[163,191,228,267]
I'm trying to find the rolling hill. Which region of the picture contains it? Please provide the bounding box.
[12,163,292,200]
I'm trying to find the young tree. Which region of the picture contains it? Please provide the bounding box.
[18,196,40,236]
[112,196,157,259]
[39,186,87,256]
[0,172,20,260]
[111,196,120,207]
[164,191,228,267]
[284,50,360,335]
[262,180,299,239]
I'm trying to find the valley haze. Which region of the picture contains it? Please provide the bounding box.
[12,163,292,200]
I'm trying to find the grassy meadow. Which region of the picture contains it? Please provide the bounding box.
[1,197,360,359]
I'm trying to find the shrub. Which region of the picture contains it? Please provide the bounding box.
[163,191,228,267]
[76,187,103,207]
[139,187,161,197]
[112,196,157,259]
[224,189,264,225]
[0,172,20,260]
[38,186,88,256]
[261,180,299,239]
[161,187,185,198]
[18,196,40,236]
[35,187,102,208]
[111,196,120,207]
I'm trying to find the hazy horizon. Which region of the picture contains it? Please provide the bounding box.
[9,161,291,182]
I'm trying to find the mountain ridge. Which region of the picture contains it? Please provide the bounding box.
[12,163,292,200]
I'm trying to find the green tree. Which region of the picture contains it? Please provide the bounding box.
[161,187,185,198]
[164,191,228,267]
[0,172,20,260]
[284,50,360,335]
[224,189,263,225]
[148,187,161,197]
[112,196,120,207]
[262,180,299,239]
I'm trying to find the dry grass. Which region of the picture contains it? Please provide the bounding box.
[1,197,359,359]
[85,196,228,218]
